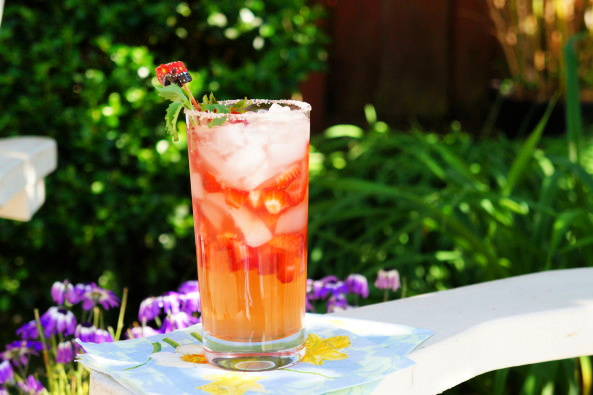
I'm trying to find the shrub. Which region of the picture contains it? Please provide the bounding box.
[0,0,328,341]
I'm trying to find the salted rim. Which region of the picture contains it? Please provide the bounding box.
[185,99,311,120]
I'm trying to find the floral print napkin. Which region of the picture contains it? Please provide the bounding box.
[77,314,433,394]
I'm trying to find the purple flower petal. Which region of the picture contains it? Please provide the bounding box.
[56,341,74,364]
[79,283,120,311]
[160,311,199,333]
[0,360,13,384]
[125,325,160,339]
[93,329,113,344]
[138,297,161,323]
[159,292,182,315]
[177,280,199,294]
[326,293,351,313]
[1,341,42,368]
[40,307,76,337]
[179,292,201,314]
[345,274,369,298]
[17,375,45,394]
[51,280,74,305]
[375,269,401,292]
[74,322,98,343]
[16,320,39,340]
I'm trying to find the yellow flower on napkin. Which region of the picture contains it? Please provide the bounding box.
[301,334,351,366]
[196,373,266,395]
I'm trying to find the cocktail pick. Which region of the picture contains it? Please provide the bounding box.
[155,61,200,110]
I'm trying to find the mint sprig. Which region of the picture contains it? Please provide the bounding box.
[155,83,192,141]
[155,85,252,138]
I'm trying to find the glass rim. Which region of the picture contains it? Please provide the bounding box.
[185,99,311,121]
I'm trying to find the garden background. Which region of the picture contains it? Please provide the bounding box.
[1,0,593,393]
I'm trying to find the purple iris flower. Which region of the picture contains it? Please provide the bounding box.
[56,341,74,364]
[160,311,199,333]
[0,360,13,384]
[93,329,113,344]
[138,297,161,323]
[1,341,42,367]
[16,320,38,340]
[40,307,76,336]
[79,283,120,311]
[179,292,201,314]
[51,280,75,305]
[375,269,401,292]
[75,322,98,343]
[68,283,88,304]
[159,292,182,315]
[0,387,7,395]
[125,325,160,339]
[177,280,199,294]
[326,293,351,313]
[17,375,45,394]
[345,274,369,298]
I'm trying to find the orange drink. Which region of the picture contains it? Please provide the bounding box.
[186,100,310,370]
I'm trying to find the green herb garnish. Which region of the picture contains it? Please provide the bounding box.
[155,85,251,140]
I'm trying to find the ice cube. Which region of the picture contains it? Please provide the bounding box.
[220,142,267,189]
[199,193,230,230]
[268,103,291,112]
[190,173,204,199]
[197,146,226,175]
[240,160,276,190]
[229,206,272,247]
[275,200,308,234]
[266,141,308,169]
[211,123,245,156]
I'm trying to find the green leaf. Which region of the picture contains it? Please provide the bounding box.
[208,117,227,128]
[231,98,250,113]
[503,96,557,196]
[190,332,202,342]
[151,342,162,353]
[564,33,587,165]
[200,103,230,114]
[155,84,190,107]
[165,101,184,141]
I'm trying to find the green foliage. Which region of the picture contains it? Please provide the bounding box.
[0,0,328,338]
[308,114,593,298]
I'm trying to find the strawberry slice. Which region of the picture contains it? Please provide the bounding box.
[256,248,280,276]
[264,234,306,283]
[202,172,223,193]
[261,189,291,214]
[268,233,305,252]
[214,233,249,272]
[277,256,298,284]
[224,188,248,208]
[247,190,262,209]
[285,176,307,205]
[268,164,301,189]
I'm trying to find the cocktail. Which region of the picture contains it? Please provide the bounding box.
[185,100,310,370]
[154,62,310,371]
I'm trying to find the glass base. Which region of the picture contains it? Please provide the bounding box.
[203,329,306,371]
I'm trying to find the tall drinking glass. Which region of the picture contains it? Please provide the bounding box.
[185,100,310,371]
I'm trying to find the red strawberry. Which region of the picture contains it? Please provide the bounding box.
[256,249,280,276]
[247,190,262,209]
[224,188,248,208]
[283,160,307,205]
[261,189,291,214]
[265,234,306,283]
[285,176,307,205]
[202,172,222,193]
[215,234,249,272]
[277,256,298,284]
[268,233,305,252]
[268,164,301,189]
